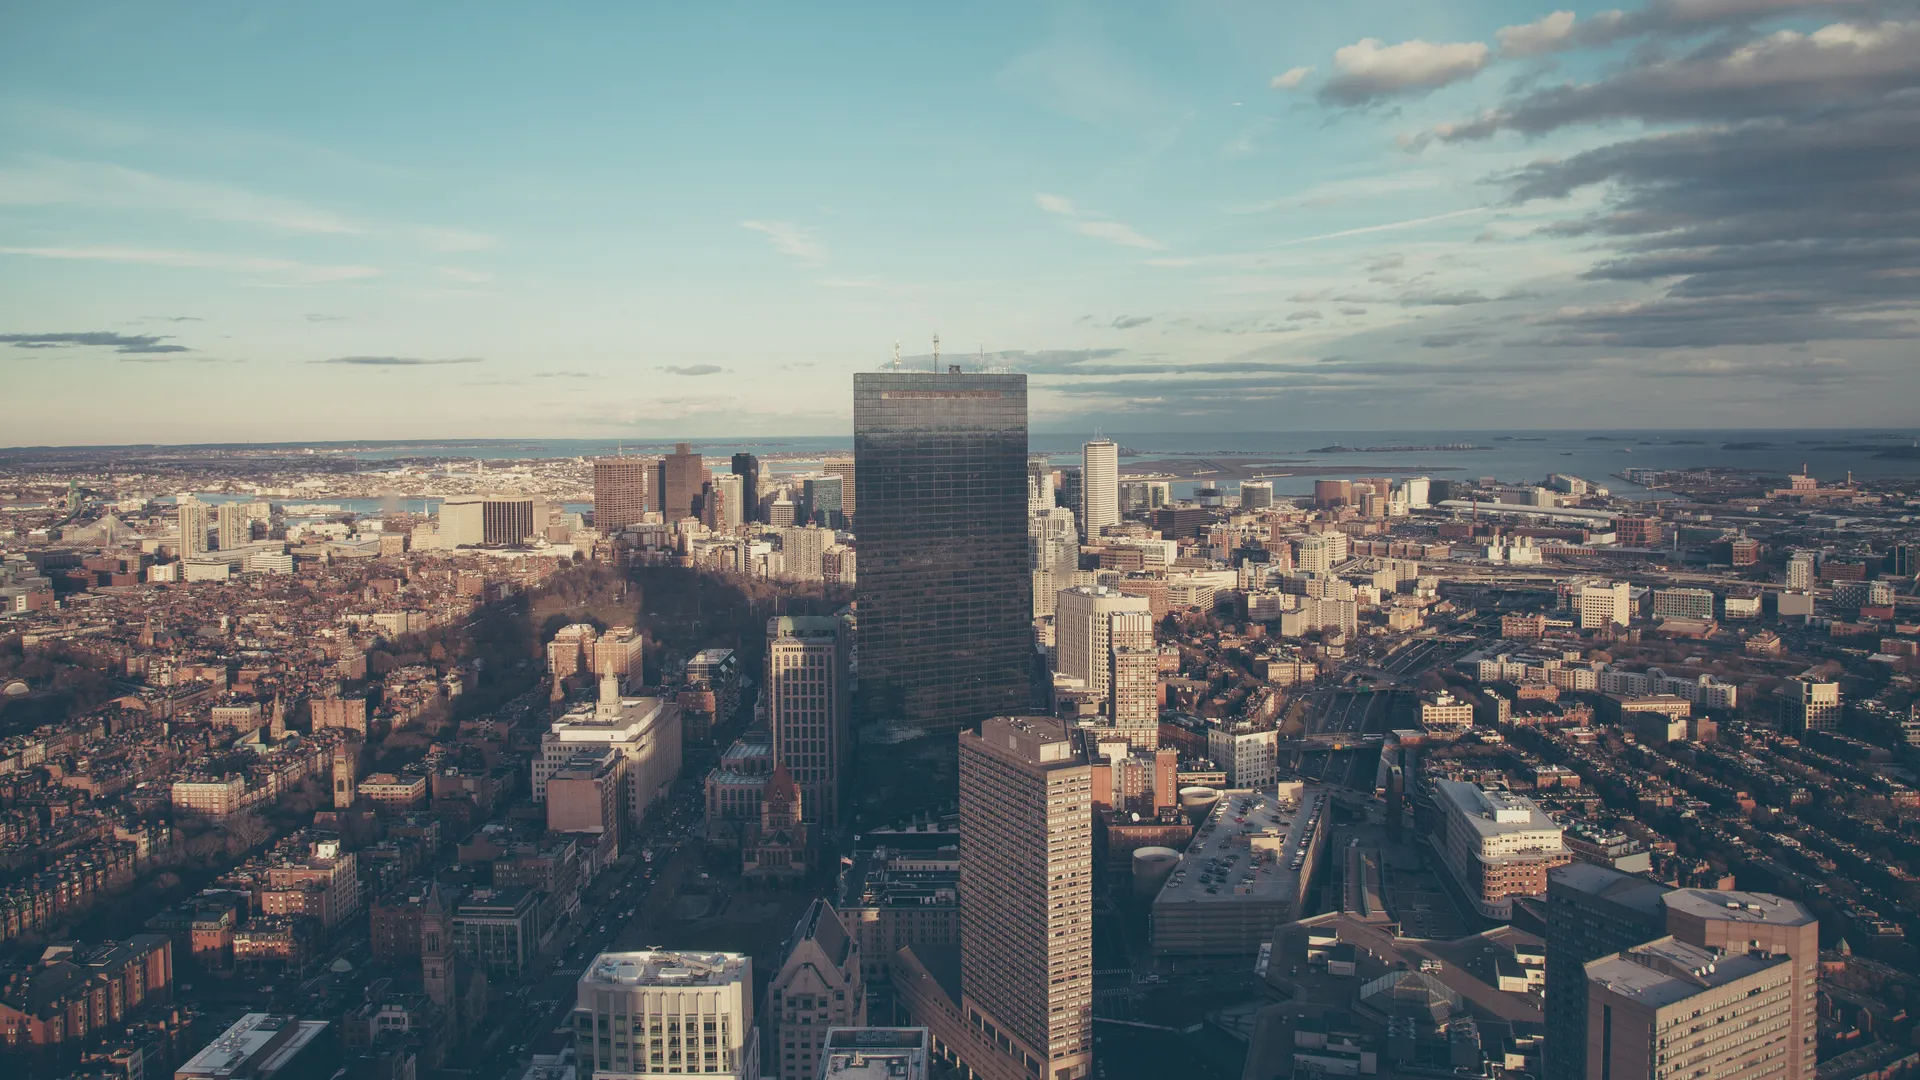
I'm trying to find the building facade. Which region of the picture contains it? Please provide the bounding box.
[571,950,758,1079]
[767,616,852,827]
[853,371,1033,738]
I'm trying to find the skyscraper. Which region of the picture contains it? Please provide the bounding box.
[767,616,852,826]
[1052,586,1152,702]
[1080,439,1118,540]
[1544,865,1672,1080]
[658,442,704,522]
[595,455,654,527]
[730,452,761,523]
[176,495,209,556]
[1583,938,1796,1080]
[853,370,1032,738]
[957,716,1093,1080]
[823,455,856,517]
[803,475,845,529]
[215,501,251,550]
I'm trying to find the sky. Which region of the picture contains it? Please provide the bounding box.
[2,0,1916,444]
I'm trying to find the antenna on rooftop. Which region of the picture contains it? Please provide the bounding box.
[891,341,901,371]
[932,333,940,371]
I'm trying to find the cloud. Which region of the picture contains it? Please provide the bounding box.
[0,331,189,355]
[1270,66,1315,90]
[534,370,599,379]
[1267,208,1489,248]
[740,220,825,266]
[313,356,481,366]
[1069,220,1164,250]
[1111,315,1152,329]
[1034,192,1164,250]
[140,315,202,322]
[1034,192,1078,216]
[305,313,346,322]
[1288,309,1324,321]
[1318,37,1490,106]
[0,156,364,234]
[0,245,380,283]
[1497,11,1579,56]
[660,364,725,376]
[1494,0,1896,56]
[437,266,494,284]
[1438,19,1920,140]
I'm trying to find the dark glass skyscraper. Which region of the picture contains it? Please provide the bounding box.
[730,452,761,523]
[854,369,1033,738]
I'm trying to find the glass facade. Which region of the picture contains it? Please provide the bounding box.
[854,371,1034,738]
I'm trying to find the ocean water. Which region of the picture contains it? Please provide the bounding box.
[329,428,1920,502]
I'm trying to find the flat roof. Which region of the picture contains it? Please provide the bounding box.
[1434,779,1560,837]
[174,1013,328,1079]
[1155,786,1325,908]
[1587,939,1786,1009]
[1550,863,1671,917]
[1664,889,1815,926]
[581,950,749,988]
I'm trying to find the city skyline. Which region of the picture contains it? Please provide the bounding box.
[5,0,1917,443]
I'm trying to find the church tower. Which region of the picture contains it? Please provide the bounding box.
[331,737,358,810]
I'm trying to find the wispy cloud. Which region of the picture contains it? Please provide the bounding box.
[312,355,481,366]
[140,315,202,323]
[740,220,826,266]
[0,156,364,234]
[1267,207,1488,248]
[1111,315,1152,329]
[414,227,498,252]
[305,313,347,322]
[437,266,493,284]
[0,245,380,283]
[1270,66,1315,90]
[1,330,189,355]
[660,364,725,376]
[1034,192,1164,250]
[534,370,599,379]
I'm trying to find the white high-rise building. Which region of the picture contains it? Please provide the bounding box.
[1401,476,1431,509]
[1786,551,1815,590]
[1081,439,1119,540]
[572,950,760,1079]
[1053,586,1151,700]
[1028,506,1078,573]
[1576,580,1634,629]
[176,496,210,556]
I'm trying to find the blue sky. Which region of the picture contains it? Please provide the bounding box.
[3,1,1916,443]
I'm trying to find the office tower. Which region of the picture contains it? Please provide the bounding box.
[957,716,1093,1080]
[818,1029,930,1080]
[215,502,250,550]
[1783,673,1840,732]
[824,455,856,517]
[1786,551,1815,590]
[1401,476,1431,509]
[853,370,1032,738]
[1544,865,1673,1080]
[1431,779,1568,919]
[440,494,537,546]
[536,674,683,830]
[704,473,744,530]
[1576,580,1633,629]
[176,496,209,556]
[1027,455,1054,512]
[658,442,705,522]
[1053,586,1152,700]
[1110,647,1159,750]
[803,476,845,529]
[769,494,797,527]
[572,950,758,1079]
[768,900,865,1080]
[730,453,762,522]
[1661,889,1818,1080]
[596,455,654,526]
[548,748,627,850]
[1239,480,1273,510]
[1583,937,1796,1080]
[1029,506,1078,573]
[1055,466,1082,522]
[779,525,830,582]
[1312,480,1352,508]
[767,616,852,826]
[1080,440,1118,540]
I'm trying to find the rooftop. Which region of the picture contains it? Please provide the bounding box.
[1586,938,1788,1009]
[819,1027,930,1079]
[581,950,749,988]
[1154,785,1325,908]
[1550,863,1671,917]
[1664,889,1816,926]
[174,1013,329,1080]
[1435,779,1560,834]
